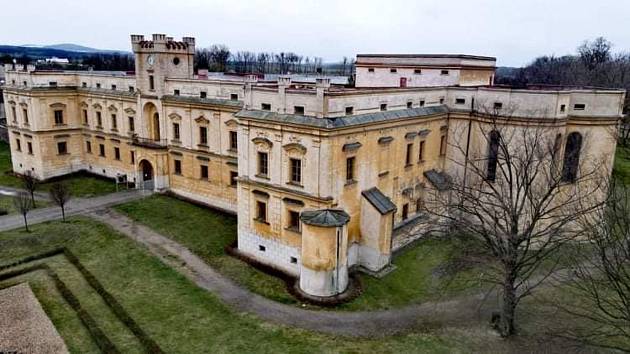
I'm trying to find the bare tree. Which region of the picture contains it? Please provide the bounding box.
[425,104,610,337]
[13,191,32,232]
[22,171,38,208]
[49,182,71,222]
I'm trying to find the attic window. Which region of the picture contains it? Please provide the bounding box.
[441,70,449,75]
[96,83,101,89]
[407,101,413,108]
[294,106,305,115]
[380,103,388,111]
[200,91,207,98]
[49,82,57,87]
[174,89,180,96]
[560,104,566,112]
[230,93,238,100]
[414,69,422,74]
[574,104,586,111]
[455,98,466,105]
[261,103,271,111]
[368,68,375,73]
[345,106,354,115]
[419,100,425,107]
[494,102,503,109]
[390,68,397,73]
[111,84,117,90]
[82,82,87,88]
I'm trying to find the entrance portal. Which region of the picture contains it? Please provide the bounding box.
[139,160,154,190]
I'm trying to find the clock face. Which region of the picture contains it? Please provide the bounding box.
[147,55,155,66]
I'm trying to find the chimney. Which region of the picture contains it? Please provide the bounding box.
[315,78,331,118]
[277,76,292,113]
[243,75,259,109]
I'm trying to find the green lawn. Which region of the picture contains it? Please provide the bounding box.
[0,141,117,197]
[0,218,461,353]
[614,146,630,185]
[0,195,51,215]
[115,194,489,310]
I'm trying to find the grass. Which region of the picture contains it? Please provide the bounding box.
[613,146,630,185]
[0,195,51,215]
[0,141,117,197]
[115,194,490,310]
[0,218,461,353]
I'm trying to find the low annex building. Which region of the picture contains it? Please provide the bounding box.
[2,33,625,298]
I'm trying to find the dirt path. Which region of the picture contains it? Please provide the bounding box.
[89,208,499,337]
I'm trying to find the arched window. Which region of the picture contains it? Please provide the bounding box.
[561,132,582,183]
[486,130,500,182]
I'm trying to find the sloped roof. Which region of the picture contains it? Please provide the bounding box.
[362,187,396,215]
[300,209,350,227]
[424,169,452,191]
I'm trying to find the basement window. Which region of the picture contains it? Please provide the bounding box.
[258,245,266,252]
[290,257,298,264]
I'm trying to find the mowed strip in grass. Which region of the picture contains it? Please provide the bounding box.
[0,141,117,197]
[0,218,460,353]
[115,194,490,310]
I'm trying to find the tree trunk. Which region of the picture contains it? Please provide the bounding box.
[61,206,65,222]
[30,192,36,209]
[500,272,517,337]
[23,213,29,232]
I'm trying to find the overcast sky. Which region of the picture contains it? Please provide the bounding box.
[1,0,629,67]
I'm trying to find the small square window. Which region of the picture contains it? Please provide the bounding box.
[96,83,101,89]
[259,245,266,252]
[290,257,298,264]
[200,91,207,98]
[261,103,271,111]
[49,82,57,87]
[345,106,354,115]
[294,106,305,115]
[57,141,67,155]
[111,84,117,90]
[129,86,135,92]
[439,98,445,104]
[419,100,425,107]
[230,93,238,100]
[390,68,397,73]
[174,89,180,96]
[441,70,449,75]
[494,102,503,110]
[407,101,413,109]
[380,103,387,111]
[455,98,466,105]
[368,68,375,73]
[82,82,87,88]
[414,69,422,74]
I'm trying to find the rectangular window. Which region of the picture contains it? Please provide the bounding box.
[15,139,21,151]
[261,103,271,111]
[560,104,566,113]
[256,201,267,222]
[22,109,28,124]
[111,114,117,130]
[49,82,57,87]
[11,107,16,122]
[345,106,354,116]
[368,68,375,73]
[440,135,447,156]
[494,102,503,110]
[149,75,155,91]
[390,68,397,73]
[380,103,387,111]
[405,143,413,166]
[230,171,238,187]
[414,69,422,74]
[294,106,305,115]
[346,157,355,181]
[173,123,180,140]
[96,83,101,89]
[27,142,33,155]
[441,70,449,75]
[439,98,445,104]
[288,210,301,232]
[174,89,180,96]
[259,245,266,252]
[200,91,207,98]
[128,117,135,131]
[200,165,209,179]
[83,110,88,125]
[57,141,67,155]
[574,104,586,110]
[420,100,425,107]
[99,144,105,157]
[114,147,120,160]
[290,158,302,184]
[82,82,87,88]
[418,141,425,161]
[54,110,64,125]
[455,98,466,105]
[111,84,117,90]
[407,101,413,109]
[230,93,238,100]
[86,141,92,153]
[402,203,409,220]
[258,152,268,176]
[96,112,102,127]
[229,131,238,151]
[290,257,298,264]
[199,126,208,145]
[130,151,135,164]
[174,160,182,175]
[129,86,135,92]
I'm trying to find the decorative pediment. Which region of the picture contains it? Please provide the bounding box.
[124,107,136,115]
[283,142,307,154]
[342,142,362,152]
[92,103,103,110]
[195,115,210,124]
[19,102,28,107]
[108,104,118,112]
[79,102,89,109]
[168,112,182,121]
[7,100,16,106]
[418,129,431,138]
[252,137,273,149]
[224,119,239,127]
[49,102,67,109]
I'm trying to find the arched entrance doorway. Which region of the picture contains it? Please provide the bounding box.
[143,102,161,141]
[139,160,154,190]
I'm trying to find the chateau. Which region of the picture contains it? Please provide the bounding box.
[2,34,625,298]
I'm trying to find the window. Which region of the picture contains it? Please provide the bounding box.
[54,110,64,125]
[111,84,116,90]
[294,106,305,115]
[149,75,155,91]
[560,104,566,113]
[174,89,180,96]
[405,143,413,166]
[414,69,422,74]
[368,68,375,73]
[57,141,67,155]
[128,117,135,131]
[114,147,120,160]
[22,109,28,124]
[380,103,387,111]
[419,100,425,107]
[346,157,355,181]
[418,141,425,161]
[200,165,209,179]
[288,210,301,232]
[229,131,238,151]
[199,126,208,145]
[49,82,57,87]
[439,98,445,104]
[174,160,182,175]
[290,257,298,264]
[96,112,102,127]
[130,151,135,164]
[440,135,447,156]
[230,93,238,100]
[390,68,397,73]
[27,142,33,155]
[83,110,88,125]
[173,123,180,140]
[256,201,267,222]
[96,83,101,89]
[441,70,449,75]
[416,198,423,213]
[407,101,413,109]
[486,130,500,182]
[82,82,87,88]
[258,152,269,176]
[345,106,354,115]
[402,203,409,220]
[261,103,271,111]
[561,132,583,183]
[455,98,466,105]
[111,114,117,130]
[99,144,105,157]
[200,91,207,99]
[290,158,302,184]
[574,104,586,111]
[15,139,21,152]
[259,245,266,251]
[230,171,238,187]
[494,102,503,110]
[84,140,92,154]
[11,107,16,122]
[129,86,135,92]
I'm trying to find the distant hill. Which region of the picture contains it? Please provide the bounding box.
[43,43,119,53]
[0,44,130,61]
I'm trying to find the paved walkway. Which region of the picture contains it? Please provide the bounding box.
[0,190,151,232]
[89,208,499,337]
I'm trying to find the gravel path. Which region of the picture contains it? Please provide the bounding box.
[90,208,498,337]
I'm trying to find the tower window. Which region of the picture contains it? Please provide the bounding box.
[346,157,355,182]
[149,75,155,91]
